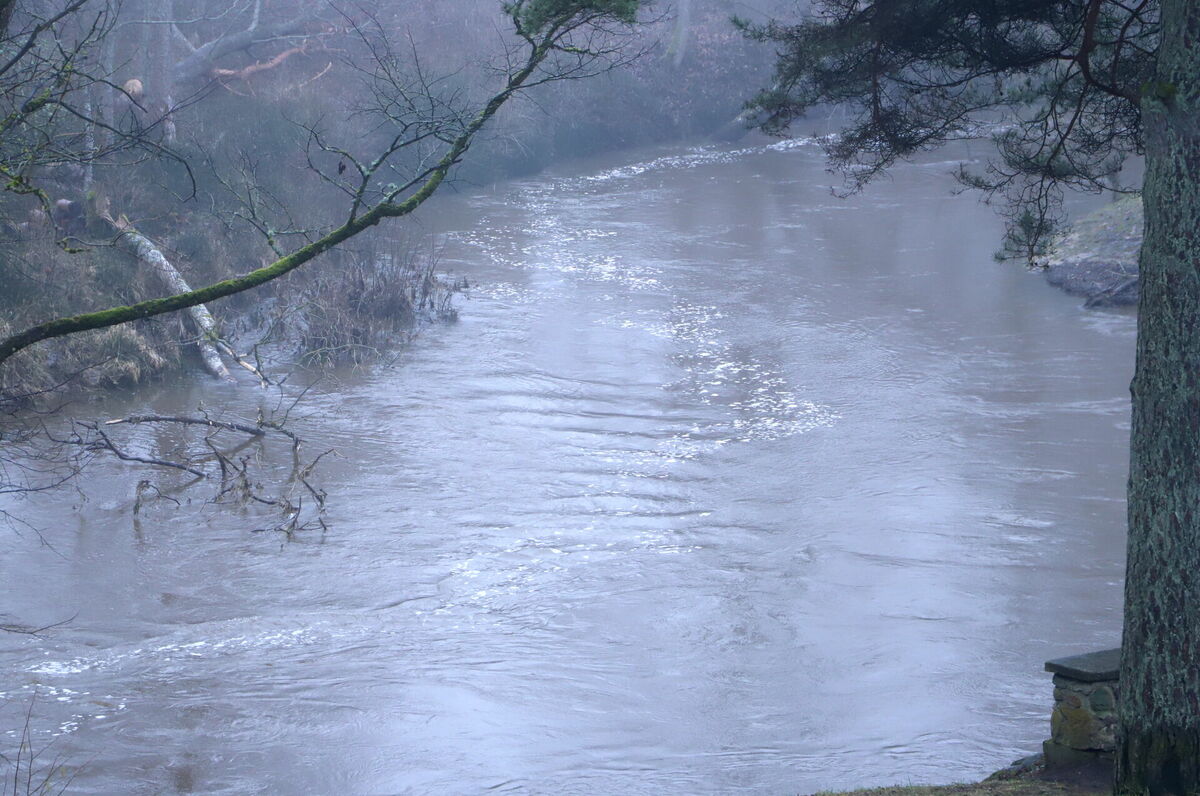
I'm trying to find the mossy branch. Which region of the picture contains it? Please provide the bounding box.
[0,142,443,367]
[0,4,628,368]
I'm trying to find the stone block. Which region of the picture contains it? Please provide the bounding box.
[1044,739,1112,769]
[1089,685,1115,712]
[1045,648,1121,682]
[1051,701,1106,749]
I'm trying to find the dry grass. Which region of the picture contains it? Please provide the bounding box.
[1046,195,1143,271]
[0,216,455,400]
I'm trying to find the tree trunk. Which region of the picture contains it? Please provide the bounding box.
[116,226,232,380]
[173,16,314,85]
[667,0,691,68]
[1116,1,1200,793]
[82,94,94,193]
[159,0,176,143]
[99,31,115,150]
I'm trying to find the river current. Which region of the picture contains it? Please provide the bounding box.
[1,138,1132,794]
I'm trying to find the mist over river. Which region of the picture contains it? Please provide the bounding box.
[0,137,1132,794]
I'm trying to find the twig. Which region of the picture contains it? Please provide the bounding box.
[104,414,266,436]
[0,613,77,636]
[82,422,206,478]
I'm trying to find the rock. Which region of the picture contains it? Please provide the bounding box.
[1044,738,1112,768]
[1046,649,1122,682]
[1052,701,1105,749]
[985,752,1044,781]
[1040,195,1143,308]
[1061,691,1084,709]
[1089,685,1116,712]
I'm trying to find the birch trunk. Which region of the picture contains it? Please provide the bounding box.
[117,228,231,380]
[82,95,95,193]
[159,0,175,143]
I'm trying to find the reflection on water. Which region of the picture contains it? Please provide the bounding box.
[0,138,1132,794]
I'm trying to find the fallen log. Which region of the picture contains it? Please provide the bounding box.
[118,225,232,379]
[173,16,317,85]
[93,207,232,379]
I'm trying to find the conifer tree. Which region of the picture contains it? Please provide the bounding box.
[744,3,1200,792]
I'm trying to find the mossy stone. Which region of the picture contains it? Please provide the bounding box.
[1090,685,1116,712]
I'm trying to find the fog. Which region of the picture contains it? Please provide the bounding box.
[0,2,1130,794]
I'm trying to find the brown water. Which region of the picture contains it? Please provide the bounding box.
[1,138,1133,794]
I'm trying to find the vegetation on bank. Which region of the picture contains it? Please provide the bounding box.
[1041,196,1143,308]
[825,783,1103,796]
[0,0,774,401]
[823,756,1110,796]
[0,219,456,397]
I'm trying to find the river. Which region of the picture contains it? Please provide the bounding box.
[0,137,1133,794]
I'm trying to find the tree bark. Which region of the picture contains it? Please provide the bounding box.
[82,94,94,193]
[158,0,175,143]
[99,30,115,150]
[173,16,315,85]
[1116,1,1200,793]
[115,225,232,380]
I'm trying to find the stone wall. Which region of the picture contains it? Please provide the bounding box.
[1043,647,1120,767]
[1050,674,1117,750]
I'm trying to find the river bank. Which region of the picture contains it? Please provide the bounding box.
[832,781,1103,796]
[0,139,1131,794]
[1041,195,1142,308]
[832,760,1110,796]
[827,746,1112,796]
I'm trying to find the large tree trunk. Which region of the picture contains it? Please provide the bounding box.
[1116,1,1200,793]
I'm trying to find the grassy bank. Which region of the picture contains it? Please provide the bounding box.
[828,783,1103,796]
[823,755,1112,796]
[0,220,457,400]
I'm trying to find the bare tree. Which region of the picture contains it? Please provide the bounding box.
[0,0,644,368]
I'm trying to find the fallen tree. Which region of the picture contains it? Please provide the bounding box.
[172,15,319,86]
[106,215,231,379]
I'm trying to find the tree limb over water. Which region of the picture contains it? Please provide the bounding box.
[743,2,1200,791]
[739,0,1157,260]
[0,0,645,369]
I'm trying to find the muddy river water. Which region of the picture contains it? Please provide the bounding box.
[1,138,1133,794]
